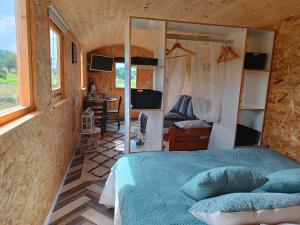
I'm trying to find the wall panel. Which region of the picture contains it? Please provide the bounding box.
[263,15,300,162]
[0,0,84,224]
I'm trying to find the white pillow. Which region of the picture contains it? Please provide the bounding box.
[174,120,210,129]
[189,193,300,225]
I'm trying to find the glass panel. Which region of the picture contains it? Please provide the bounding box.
[50,28,61,90]
[0,0,19,112]
[115,63,137,88]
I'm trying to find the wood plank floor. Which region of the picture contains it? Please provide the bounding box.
[47,122,124,225]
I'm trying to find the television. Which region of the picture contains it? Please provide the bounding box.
[90,54,114,72]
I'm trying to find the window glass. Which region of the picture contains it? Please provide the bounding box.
[50,27,61,91]
[0,0,18,112]
[115,63,137,88]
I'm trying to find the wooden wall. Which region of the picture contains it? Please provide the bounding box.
[0,0,85,224]
[87,45,153,119]
[263,15,300,162]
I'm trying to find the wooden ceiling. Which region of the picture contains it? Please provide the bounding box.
[52,0,300,51]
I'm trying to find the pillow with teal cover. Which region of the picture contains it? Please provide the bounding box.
[189,193,300,225]
[181,166,268,200]
[260,168,300,193]
[190,192,300,213]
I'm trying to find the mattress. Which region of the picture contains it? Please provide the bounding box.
[100,148,300,225]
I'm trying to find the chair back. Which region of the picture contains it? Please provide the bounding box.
[117,96,122,113]
[88,100,107,118]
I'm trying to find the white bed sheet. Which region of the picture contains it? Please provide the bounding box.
[99,172,121,225]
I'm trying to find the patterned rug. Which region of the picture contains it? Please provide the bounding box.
[81,122,125,181]
[47,121,125,225]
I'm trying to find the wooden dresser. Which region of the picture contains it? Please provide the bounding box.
[168,127,212,151]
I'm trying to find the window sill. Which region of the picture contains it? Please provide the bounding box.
[0,105,33,127]
[0,110,41,136]
[51,89,63,98]
[51,93,64,105]
[52,98,70,110]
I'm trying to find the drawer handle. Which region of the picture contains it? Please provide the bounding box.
[200,136,209,140]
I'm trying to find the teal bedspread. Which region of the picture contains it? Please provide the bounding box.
[112,148,300,225]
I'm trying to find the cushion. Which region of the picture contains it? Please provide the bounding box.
[164,112,188,121]
[178,95,191,116]
[260,168,300,193]
[174,120,210,129]
[189,193,300,225]
[186,100,196,119]
[181,166,268,200]
[171,95,185,113]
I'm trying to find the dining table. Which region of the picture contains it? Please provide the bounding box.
[83,96,118,110]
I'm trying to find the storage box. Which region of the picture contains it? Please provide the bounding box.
[131,89,162,109]
[244,52,267,70]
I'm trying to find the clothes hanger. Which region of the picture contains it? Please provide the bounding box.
[166,54,189,60]
[217,45,240,63]
[166,41,195,56]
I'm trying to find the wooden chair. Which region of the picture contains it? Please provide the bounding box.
[107,96,122,130]
[88,100,107,135]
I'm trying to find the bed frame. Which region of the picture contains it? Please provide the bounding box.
[168,127,212,151]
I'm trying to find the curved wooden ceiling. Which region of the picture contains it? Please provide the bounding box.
[52,0,300,51]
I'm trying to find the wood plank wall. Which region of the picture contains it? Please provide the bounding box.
[0,1,85,224]
[263,15,300,162]
[87,45,153,119]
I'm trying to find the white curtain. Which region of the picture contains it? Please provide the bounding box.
[190,41,225,122]
[165,41,188,113]
[165,40,225,122]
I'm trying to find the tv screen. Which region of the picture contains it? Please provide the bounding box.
[90,54,114,72]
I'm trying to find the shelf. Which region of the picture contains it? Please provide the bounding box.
[133,64,164,69]
[244,69,269,73]
[131,108,163,112]
[240,104,265,111]
[240,108,265,111]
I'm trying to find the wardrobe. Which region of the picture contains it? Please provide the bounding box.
[124,17,275,154]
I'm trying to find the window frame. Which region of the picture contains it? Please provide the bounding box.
[115,62,137,89]
[0,0,33,126]
[49,20,64,98]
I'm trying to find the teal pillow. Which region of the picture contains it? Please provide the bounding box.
[261,168,300,193]
[190,192,300,213]
[181,166,268,200]
[189,193,300,225]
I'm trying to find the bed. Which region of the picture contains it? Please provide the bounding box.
[99,148,300,225]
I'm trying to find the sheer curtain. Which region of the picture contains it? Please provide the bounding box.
[189,41,225,122]
[165,40,225,122]
[165,42,188,113]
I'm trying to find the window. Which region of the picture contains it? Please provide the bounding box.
[115,63,137,88]
[80,52,86,89]
[0,0,32,125]
[49,21,63,96]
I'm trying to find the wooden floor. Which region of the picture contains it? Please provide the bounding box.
[47,122,124,225]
